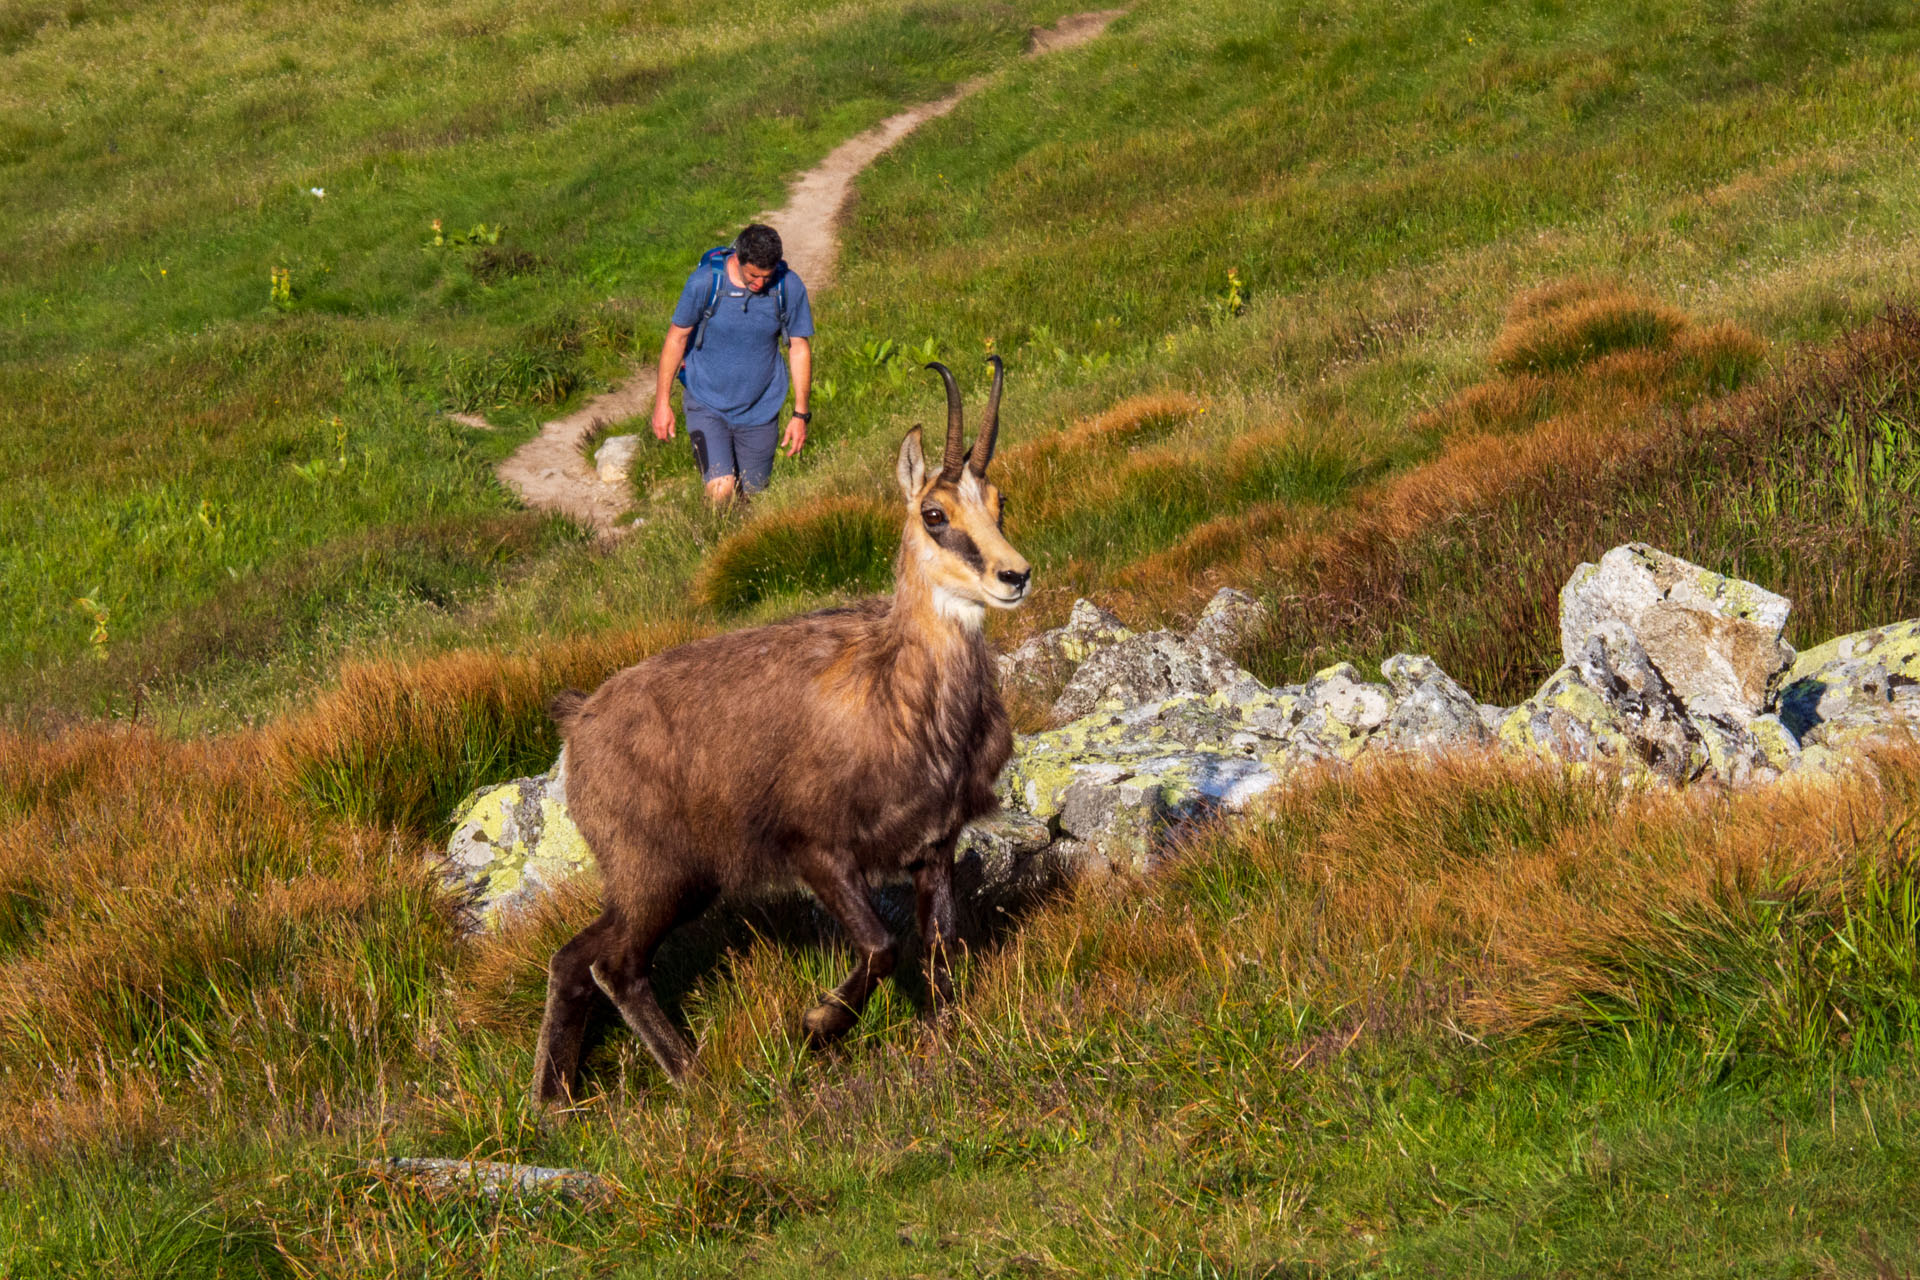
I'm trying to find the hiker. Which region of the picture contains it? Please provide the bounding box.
[651,223,814,503]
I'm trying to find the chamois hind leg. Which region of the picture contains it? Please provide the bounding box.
[587,884,715,1086]
[531,909,624,1105]
[795,854,896,1045]
[914,835,961,1019]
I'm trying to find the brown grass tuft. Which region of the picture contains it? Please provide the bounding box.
[271,619,702,831]
[992,393,1204,525]
[1490,277,1689,374]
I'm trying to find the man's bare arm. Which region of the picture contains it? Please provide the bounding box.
[782,336,812,457]
[653,324,693,439]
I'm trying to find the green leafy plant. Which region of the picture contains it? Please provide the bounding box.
[429,219,504,248]
[70,589,109,661]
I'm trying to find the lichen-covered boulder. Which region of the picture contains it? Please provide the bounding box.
[1003,692,1285,819]
[1191,587,1272,653]
[1287,663,1396,763]
[1000,691,1290,870]
[1559,543,1793,715]
[995,599,1134,702]
[1379,654,1492,752]
[954,808,1056,897]
[1055,754,1280,873]
[1688,706,1801,786]
[1501,622,1708,785]
[1775,619,1920,751]
[1051,630,1264,724]
[444,751,594,929]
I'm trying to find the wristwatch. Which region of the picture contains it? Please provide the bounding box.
[793,410,812,422]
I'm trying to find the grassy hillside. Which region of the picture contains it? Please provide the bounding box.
[7,0,1920,1273]
[0,0,1060,721]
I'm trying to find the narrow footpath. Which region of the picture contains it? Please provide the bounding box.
[488,9,1125,539]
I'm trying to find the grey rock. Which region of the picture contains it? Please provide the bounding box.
[1191,587,1272,653]
[1499,621,1708,785]
[1052,630,1265,724]
[1052,750,1280,873]
[376,1158,609,1200]
[1690,707,1801,787]
[1379,654,1493,752]
[1560,543,1793,715]
[443,750,594,930]
[1000,690,1291,870]
[1775,618,1920,751]
[1288,662,1395,762]
[995,599,1134,702]
[955,808,1056,892]
[593,434,640,483]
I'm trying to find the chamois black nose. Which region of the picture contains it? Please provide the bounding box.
[997,567,1031,591]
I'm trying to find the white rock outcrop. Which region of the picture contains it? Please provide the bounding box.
[1559,543,1793,716]
[444,548,1920,928]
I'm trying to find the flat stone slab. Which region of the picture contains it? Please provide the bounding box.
[374,1158,611,1200]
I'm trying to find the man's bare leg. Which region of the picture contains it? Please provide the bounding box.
[704,475,737,505]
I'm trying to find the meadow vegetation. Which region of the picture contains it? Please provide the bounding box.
[6,0,1920,1271]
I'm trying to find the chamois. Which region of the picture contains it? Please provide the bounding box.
[532,358,1031,1103]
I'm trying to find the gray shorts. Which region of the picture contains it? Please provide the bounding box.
[683,395,778,493]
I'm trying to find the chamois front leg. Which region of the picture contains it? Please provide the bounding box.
[795,854,896,1045]
[914,834,961,1019]
[532,910,623,1105]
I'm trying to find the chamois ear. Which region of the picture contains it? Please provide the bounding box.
[896,426,927,502]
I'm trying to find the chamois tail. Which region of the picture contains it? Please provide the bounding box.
[548,688,588,735]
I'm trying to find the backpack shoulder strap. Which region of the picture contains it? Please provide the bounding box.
[691,246,731,351]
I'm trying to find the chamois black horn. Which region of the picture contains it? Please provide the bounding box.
[968,354,1004,475]
[927,361,967,481]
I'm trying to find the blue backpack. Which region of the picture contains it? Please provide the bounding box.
[689,244,791,351]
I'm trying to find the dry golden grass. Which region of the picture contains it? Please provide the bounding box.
[950,746,1920,1077]
[1075,283,1768,645]
[0,724,445,1157]
[269,618,702,830]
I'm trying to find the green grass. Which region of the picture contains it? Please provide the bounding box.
[5,746,1920,1276]
[0,0,1060,720]
[13,0,1920,725]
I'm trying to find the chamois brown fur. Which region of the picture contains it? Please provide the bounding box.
[532,359,1031,1103]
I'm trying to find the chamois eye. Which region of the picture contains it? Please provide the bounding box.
[922,507,947,528]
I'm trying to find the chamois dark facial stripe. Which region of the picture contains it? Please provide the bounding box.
[929,521,985,572]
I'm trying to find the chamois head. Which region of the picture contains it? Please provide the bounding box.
[895,357,1032,623]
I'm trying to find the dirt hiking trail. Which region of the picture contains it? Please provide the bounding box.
[490,9,1125,539]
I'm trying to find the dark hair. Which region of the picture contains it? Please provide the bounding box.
[734,223,783,270]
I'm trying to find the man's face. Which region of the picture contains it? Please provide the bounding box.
[740,260,775,293]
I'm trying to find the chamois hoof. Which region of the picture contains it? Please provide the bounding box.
[531,1074,580,1111]
[802,1000,859,1045]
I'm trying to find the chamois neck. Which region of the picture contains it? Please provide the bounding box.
[887,554,987,655]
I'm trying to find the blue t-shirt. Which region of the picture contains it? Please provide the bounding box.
[671,259,815,426]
